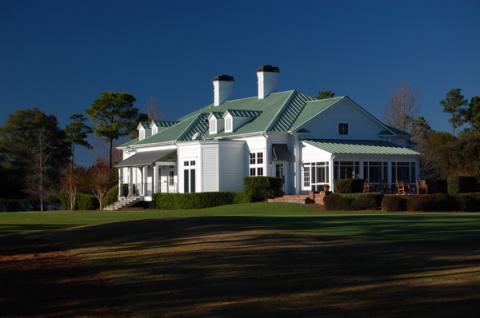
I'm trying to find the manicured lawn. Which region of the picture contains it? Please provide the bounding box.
[1,203,480,317]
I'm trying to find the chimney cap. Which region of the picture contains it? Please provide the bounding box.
[257,65,280,73]
[213,74,235,81]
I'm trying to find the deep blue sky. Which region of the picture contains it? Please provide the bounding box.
[1,0,479,165]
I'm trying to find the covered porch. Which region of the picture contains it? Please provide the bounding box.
[115,149,178,201]
[301,139,421,193]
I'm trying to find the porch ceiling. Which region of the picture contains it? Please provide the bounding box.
[303,139,420,156]
[115,149,176,168]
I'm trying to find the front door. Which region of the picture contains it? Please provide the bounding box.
[275,162,286,193]
[167,166,176,193]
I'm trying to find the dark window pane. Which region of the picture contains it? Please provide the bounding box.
[190,169,196,193]
[184,169,189,193]
[257,167,263,176]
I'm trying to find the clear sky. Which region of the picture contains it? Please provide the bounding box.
[1,0,479,165]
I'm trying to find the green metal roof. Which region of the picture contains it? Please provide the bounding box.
[304,139,420,156]
[118,90,412,148]
[118,137,139,148]
[152,120,177,128]
[209,112,223,119]
[270,91,315,131]
[225,109,262,118]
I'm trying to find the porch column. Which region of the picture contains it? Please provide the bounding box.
[153,165,159,194]
[387,161,393,192]
[118,168,122,199]
[128,167,133,197]
[329,156,335,192]
[142,166,147,196]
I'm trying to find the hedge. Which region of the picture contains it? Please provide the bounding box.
[153,192,249,209]
[381,193,480,212]
[325,193,383,211]
[58,192,99,210]
[334,179,364,193]
[244,177,283,202]
[381,196,406,212]
[447,176,479,194]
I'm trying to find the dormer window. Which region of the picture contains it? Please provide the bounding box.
[339,122,349,135]
[210,117,217,134]
[225,117,233,133]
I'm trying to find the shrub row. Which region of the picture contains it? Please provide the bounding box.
[244,177,283,201]
[381,193,480,212]
[324,193,383,210]
[58,192,99,210]
[334,179,364,193]
[325,192,480,212]
[153,192,249,209]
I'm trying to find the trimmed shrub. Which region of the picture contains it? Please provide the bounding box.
[232,192,251,204]
[244,177,283,202]
[334,179,364,193]
[103,185,119,208]
[153,192,246,209]
[76,193,99,210]
[381,196,406,212]
[351,193,383,210]
[404,194,456,212]
[324,193,354,210]
[58,192,99,210]
[448,176,479,194]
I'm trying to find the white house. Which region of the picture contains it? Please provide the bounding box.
[115,65,420,202]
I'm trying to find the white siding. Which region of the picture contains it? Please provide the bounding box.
[201,143,219,192]
[303,99,385,140]
[218,141,246,192]
[177,143,202,193]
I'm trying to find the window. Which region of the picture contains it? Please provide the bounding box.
[183,160,196,193]
[303,164,311,187]
[334,161,360,179]
[209,118,217,134]
[249,152,264,176]
[338,122,349,135]
[257,167,264,176]
[364,162,388,184]
[392,162,416,184]
[168,168,174,186]
[225,117,232,132]
[257,152,263,164]
[249,153,256,165]
[303,162,329,190]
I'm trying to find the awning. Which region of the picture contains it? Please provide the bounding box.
[303,139,420,156]
[272,144,293,161]
[115,149,176,168]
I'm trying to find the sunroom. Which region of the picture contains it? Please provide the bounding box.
[301,139,420,193]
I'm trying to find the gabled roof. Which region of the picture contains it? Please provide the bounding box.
[119,90,411,148]
[288,96,344,132]
[304,139,420,156]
